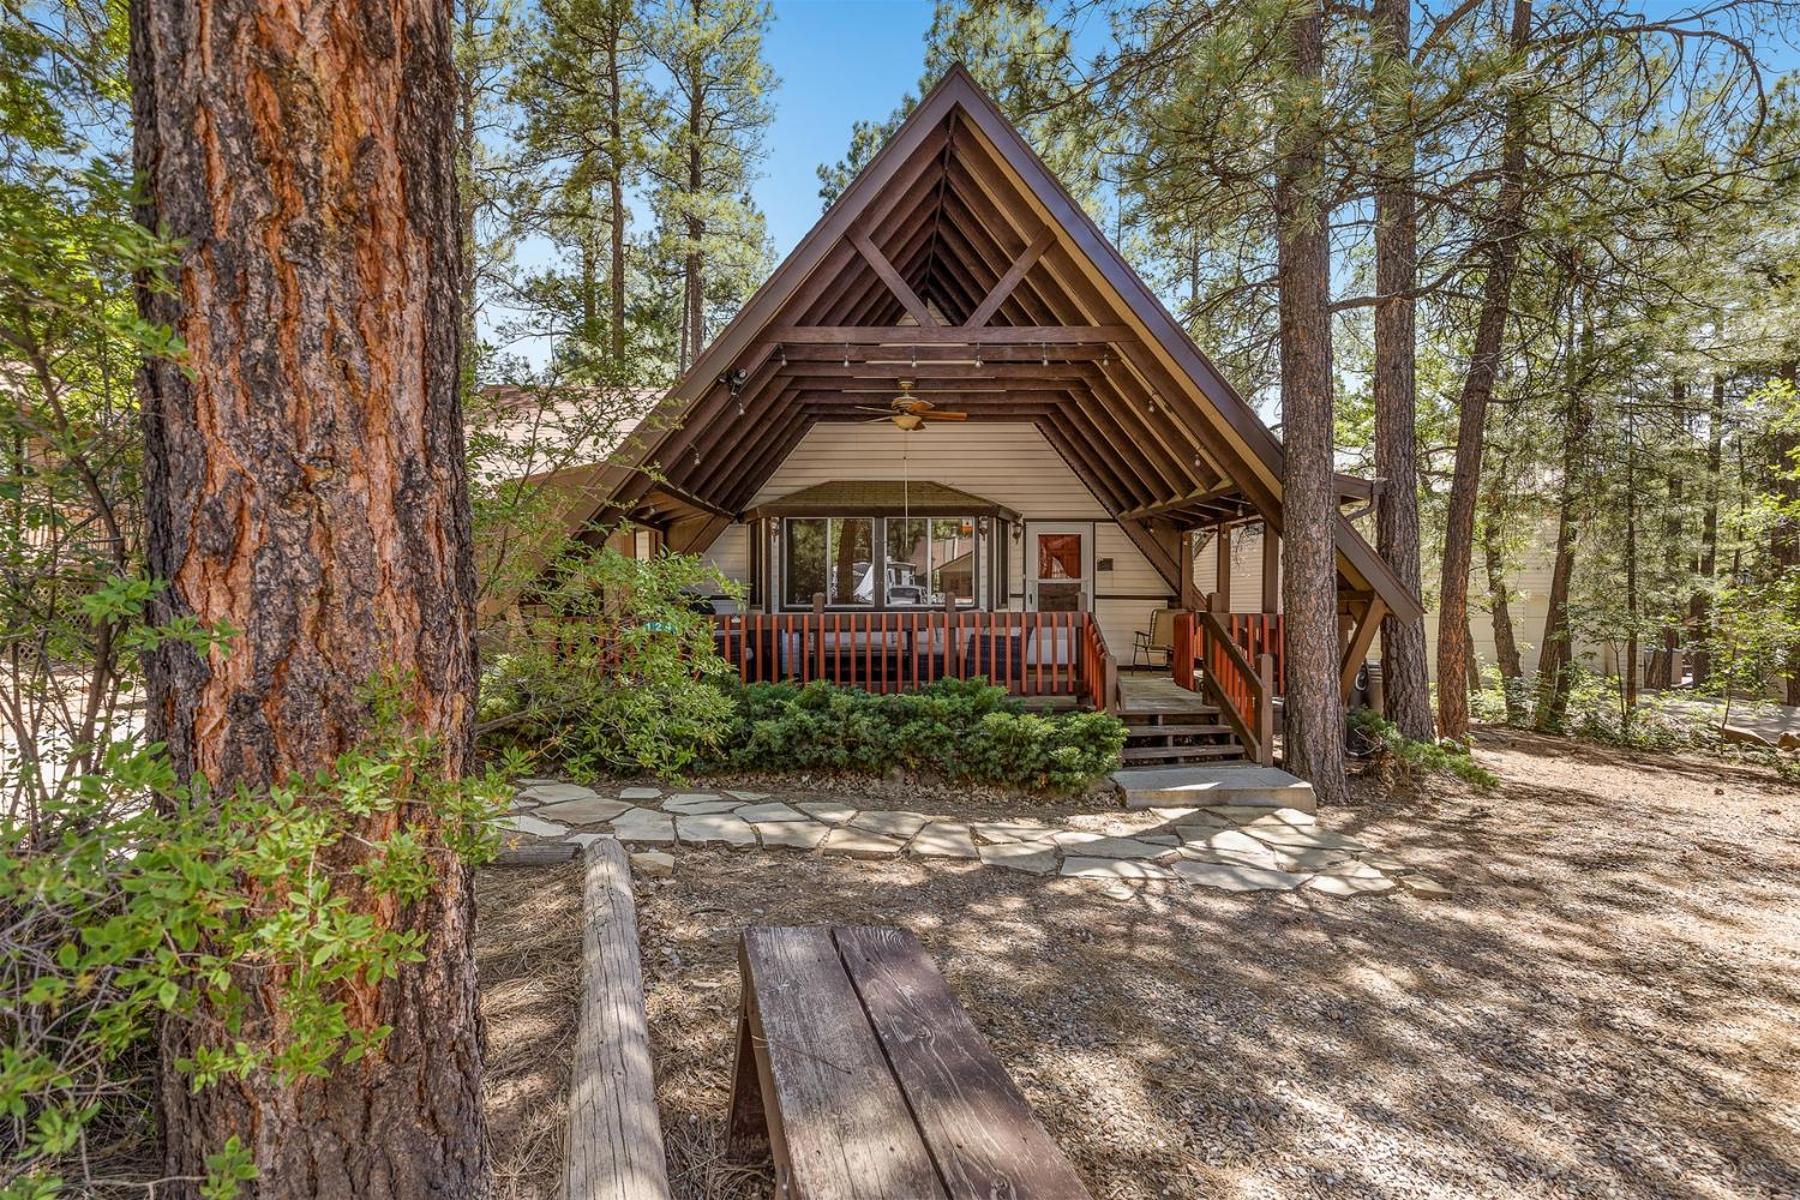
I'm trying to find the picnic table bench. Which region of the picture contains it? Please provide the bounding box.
[727,925,1092,1199]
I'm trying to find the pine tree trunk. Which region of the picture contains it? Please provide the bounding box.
[131,2,486,1194]
[1534,315,1589,732]
[1690,373,1725,686]
[1481,512,1525,721]
[1624,412,1639,709]
[1774,362,1800,704]
[1436,0,1533,741]
[1370,0,1433,741]
[1275,0,1348,805]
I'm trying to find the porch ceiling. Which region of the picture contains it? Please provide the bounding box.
[578,67,1423,622]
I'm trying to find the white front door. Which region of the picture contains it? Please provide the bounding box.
[1024,522,1093,612]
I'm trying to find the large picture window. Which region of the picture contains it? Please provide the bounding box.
[782,516,979,609]
[783,517,875,607]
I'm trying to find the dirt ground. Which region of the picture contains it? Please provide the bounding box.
[477,730,1800,1198]
[476,861,583,1199]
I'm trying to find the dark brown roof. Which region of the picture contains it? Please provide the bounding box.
[744,481,1019,522]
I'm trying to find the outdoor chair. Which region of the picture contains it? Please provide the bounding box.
[1133,606,1180,667]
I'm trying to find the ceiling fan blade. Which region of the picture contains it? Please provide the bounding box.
[918,410,970,421]
[852,406,893,414]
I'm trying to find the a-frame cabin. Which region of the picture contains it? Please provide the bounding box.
[554,66,1422,766]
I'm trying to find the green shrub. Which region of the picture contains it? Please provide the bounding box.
[481,547,741,778]
[1348,707,1498,789]
[0,728,507,1199]
[719,678,1126,793]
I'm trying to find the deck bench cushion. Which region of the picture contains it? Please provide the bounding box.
[728,925,1091,1199]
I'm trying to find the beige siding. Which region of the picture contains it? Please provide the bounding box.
[721,423,1170,652]
[701,524,748,592]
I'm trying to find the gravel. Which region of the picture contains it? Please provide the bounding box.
[625,728,1800,1199]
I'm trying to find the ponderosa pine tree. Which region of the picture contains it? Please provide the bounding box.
[131,1,487,1192]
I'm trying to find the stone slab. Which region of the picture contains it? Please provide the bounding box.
[849,810,932,839]
[1114,765,1315,812]
[1262,845,1357,873]
[1060,856,1176,881]
[733,801,808,823]
[517,782,601,805]
[1171,859,1308,892]
[725,790,771,801]
[503,813,570,838]
[1051,832,1174,861]
[977,841,1058,875]
[970,821,1055,845]
[756,821,831,850]
[1398,874,1454,899]
[664,794,739,815]
[676,813,758,848]
[1307,871,1397,897]
[911,822,979,859]
[564,832,614,848]
[610,808,675,844]
[1242,824,1368,853]
[533,797,634,825]
[1176,827,1274,858]
[631,850,675,878]
[798,801,858,825]
[619,786,662,801]
[821,828,906,859]
[1239,806,1318,829]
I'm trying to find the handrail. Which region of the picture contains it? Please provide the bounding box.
[1174,610,1275,766]
[1078,613,1118,713]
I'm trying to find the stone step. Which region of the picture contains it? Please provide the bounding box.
[1111,764,1315,812]
[1120,743,1246,763]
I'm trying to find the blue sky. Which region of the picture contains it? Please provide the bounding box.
[757,1,939,254]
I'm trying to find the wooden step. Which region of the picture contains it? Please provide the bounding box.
[1123,722,1232,739]
[1119,705,1220,720]
[1121,743,1246,763]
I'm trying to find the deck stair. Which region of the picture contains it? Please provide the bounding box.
[1116,677,1247,765]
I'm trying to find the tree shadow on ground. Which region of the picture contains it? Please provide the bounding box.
[636,731,1800,1200]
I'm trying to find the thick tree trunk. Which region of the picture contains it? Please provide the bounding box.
[1624,412,1639,709]
[1436,0,1533,741]
[1370,0,1433,741]
[131,2,485,1194]
[1690,373,1725,686]
[1275,0,1348,805]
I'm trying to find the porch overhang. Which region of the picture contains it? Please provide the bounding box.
[743,480,1019,524]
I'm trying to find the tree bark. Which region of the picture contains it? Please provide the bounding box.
[1773,361,1800,704]
[1370,0,1433,741]
[1435,0,1533,741]
[1275,0,1348,805]
[606,8,628,364]
[1481,509,1525,721]
[131,1,485,1194]
[1690,372,1725,686]
[1534,299,1590,732]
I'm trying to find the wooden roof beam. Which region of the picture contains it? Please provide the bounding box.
[963,226,1055,328]
[767,325,1132,345]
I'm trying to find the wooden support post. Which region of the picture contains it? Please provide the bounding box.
[813,592,826,681]
[1339,597,1387,703]
[1261,522,1279,613]
[1178,531,1199,611]
[1103,653,1119,714]
[565,840,672,1200]
[1256,653,1276,767]
[1214,525,1233,613]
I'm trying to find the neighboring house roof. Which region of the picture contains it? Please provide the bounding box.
[565,66,1422,622]
[743,480,1020,522]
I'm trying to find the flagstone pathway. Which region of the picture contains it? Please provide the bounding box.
[501,780,1450,899]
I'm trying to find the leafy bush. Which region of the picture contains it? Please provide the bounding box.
[721,678,1126,793]
[480,547,741,778]
[0,726,507,1199]
[1348,707,1499,789]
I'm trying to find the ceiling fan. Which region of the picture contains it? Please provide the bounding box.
[856,380,970,432]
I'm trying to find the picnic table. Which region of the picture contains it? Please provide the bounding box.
[727,925,1093,1199]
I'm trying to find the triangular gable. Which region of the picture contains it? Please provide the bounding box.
[580,65,1422,622]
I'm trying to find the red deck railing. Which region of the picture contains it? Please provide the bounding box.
[1171,609,1278,766]
[711,609,1116,708]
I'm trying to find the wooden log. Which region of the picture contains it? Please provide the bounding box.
[564,839,671,1200]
